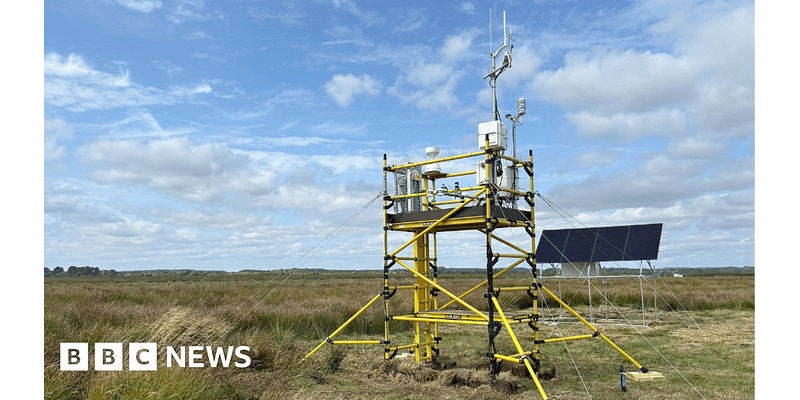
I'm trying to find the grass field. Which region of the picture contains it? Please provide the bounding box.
[44,271,754,399]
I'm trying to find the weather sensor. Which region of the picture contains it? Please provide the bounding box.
[422,146,441,177]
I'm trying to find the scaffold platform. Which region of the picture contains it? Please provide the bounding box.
[387,206,531,232]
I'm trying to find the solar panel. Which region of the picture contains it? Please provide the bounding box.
[536,223,662,263]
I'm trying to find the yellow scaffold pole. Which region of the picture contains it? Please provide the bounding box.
[539,285,646,371]
[394,259,488,321]
[437,258,526,310]
[480,229,530,254]
[300,292,383,364]
[385,150,485,172]
[491,296,547,399]
[388,188,487,259]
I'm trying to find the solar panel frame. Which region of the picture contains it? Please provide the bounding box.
[536,223,662,263]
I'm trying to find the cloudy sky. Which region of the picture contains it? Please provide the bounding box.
[43,0,755,271]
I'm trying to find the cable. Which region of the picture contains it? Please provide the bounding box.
[533,194,708,399]
[539,193,739,374]
[486,187,595,397]
[540,293,593,399]
[210,192,383,343]
[641,257,740,371]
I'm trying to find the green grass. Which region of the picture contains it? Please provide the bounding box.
[45,273,754,399]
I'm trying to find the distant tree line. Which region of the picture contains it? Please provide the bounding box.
[45,266,117,277]
[44,265,755,278]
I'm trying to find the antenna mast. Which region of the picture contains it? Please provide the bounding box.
[484,11,514,122]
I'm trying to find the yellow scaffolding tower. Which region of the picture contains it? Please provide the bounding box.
[301,14,657,398]
[301,138,652,399]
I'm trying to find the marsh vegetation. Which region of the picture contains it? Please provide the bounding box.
[45,271,754,399]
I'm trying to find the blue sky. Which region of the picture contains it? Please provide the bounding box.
[42,0,755,271]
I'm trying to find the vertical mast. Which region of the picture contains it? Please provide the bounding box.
[486,11,512,122]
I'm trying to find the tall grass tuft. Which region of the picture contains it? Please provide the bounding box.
[84,368,248,400]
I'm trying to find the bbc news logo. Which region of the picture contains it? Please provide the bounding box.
[60,343,251,371]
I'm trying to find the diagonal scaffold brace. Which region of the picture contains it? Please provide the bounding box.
[299,292,384,364]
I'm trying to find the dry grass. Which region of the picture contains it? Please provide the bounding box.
[45,272,754,399]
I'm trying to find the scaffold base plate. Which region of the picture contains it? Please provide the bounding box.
[625,371,665,382]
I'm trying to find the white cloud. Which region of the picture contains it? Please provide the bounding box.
[159,209,273,230]
[44,179,115,224]
[187,30,213,40]
[43,1,755,271]
[169,81,213,97]
[543,153,753,213]
[45,169,380,270]
[559,190,754,268]
[152,60,184,75]
[526,2,754,271]
[86,219,163,240]
[190,52,228,63]
[664,137,728,159]
[498,42,541,88]
[247,2,304,27]
[77,136,381,209]
[78,137,275,203]
[309,120,369,136]
[404,62,454,88]
[45,52,218,111]
[531,3,753,144]
[115,0,163,13]
[533,48,694,115]
[386,31,478,115]
[308,154,377,174]
[44,52,171,111]
[539,188,754,263]
[324,73,382,107]
[45,52,130,85]
[103,110,193,139]
[394,9,428,34]
[381,26,508,118]
[329,0,384,27]
[264,88,317,111]
[44,118,74,159]
[389,72,463,113]
[169,0,223,24]
[573,148,621,169]
[527,2,755,264]
[440,29,480,63]
[175,228,197,242]
[412,73,464,111]
[676,5,754,140]
[652,1,753,78]
[272,180,379,214]
[690,80,753,139]
[264,136,331,147]
[323,23,373,47]
[565,108,687,143]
